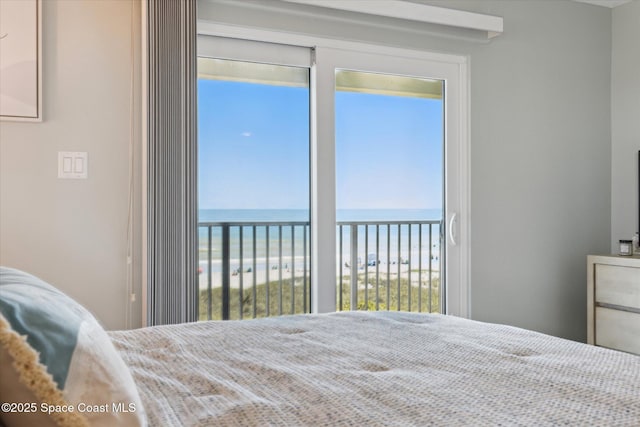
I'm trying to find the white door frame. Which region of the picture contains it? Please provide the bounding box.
[195,22,471,318]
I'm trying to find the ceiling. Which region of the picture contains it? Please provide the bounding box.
[573,0,632,8]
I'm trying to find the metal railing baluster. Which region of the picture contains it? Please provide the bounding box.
[418,224,422,313]
[429,224,433,313]
[239,226,243,319]
[252,226,257,319]
[375,224,380,311]
[291,225,295,315]
[222,224,230,321]
[350,224,358,311]
[408,224,412,312]
[386,224,391,311]
[397,224,401,311]
[303,225,308,313]
[266,226,270,317]
[339,225,343,311]
[278,225,283,316]
[364,224,369,310]
[207,226,212,321]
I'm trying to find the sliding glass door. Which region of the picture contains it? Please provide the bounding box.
[196,36,469,319]
[312,46,467,317]
[197,38,312,320]
[334,70,444,313]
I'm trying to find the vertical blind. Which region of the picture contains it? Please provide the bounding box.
[146,0,198,325]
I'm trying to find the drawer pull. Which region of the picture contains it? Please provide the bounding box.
[596,302,640,315]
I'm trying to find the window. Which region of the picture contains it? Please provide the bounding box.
[197,39,312,320]
[335,70,444,312]
[197,36,469,319]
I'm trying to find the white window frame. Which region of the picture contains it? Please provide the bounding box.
[196,22,471,318]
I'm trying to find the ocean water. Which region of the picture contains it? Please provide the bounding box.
[199,208,442,222]
[198,209,442,277]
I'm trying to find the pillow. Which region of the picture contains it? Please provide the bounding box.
[0,267,146,427]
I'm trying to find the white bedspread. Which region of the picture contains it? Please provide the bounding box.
[109,312,640,426]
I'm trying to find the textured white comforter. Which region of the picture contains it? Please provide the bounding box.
[109,312,640,426]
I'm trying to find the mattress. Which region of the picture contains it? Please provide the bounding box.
[109,311,640,426]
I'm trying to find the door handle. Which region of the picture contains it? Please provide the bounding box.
[448,212,457,246]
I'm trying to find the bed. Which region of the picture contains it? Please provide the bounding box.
[2,267,640,426]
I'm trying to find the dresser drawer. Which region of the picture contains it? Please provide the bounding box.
[595,264,640,310]
[595,307,640,355]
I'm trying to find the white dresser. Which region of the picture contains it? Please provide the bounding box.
[587,254,640,355]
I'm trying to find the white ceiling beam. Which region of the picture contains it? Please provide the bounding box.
[281,0,503,38]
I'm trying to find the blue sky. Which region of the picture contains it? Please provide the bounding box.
[336,91,443,210]
[198,79,443,211]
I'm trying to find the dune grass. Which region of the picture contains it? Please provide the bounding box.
[199,274,440,321]
[337,274,441,313]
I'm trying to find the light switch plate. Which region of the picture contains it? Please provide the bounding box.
[58,152,88,179]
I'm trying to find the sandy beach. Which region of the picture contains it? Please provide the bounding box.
[198,258,440,290]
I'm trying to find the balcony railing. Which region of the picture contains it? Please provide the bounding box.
[199,219,441,320]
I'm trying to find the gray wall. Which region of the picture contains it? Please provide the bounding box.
[455,1,611,341]
[611,0,640,250]
[198,0,613,341]
[0,0,143,330]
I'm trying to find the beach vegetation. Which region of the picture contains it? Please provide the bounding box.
[199,275,440,321]
[337,274,440,313]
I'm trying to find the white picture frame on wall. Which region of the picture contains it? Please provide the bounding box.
[0,0,42,122]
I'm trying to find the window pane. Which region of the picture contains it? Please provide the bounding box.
[335,69,443,313]
[198,58,310,320]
